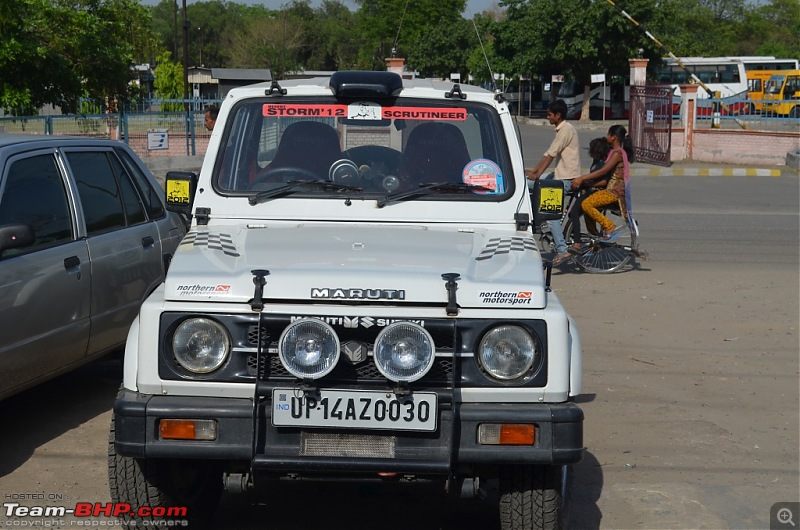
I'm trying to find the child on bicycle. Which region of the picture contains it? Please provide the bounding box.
[572,125,634,241]
[567,137,612,252]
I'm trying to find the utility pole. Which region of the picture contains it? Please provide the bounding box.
[173,0,178,58]
[182,0,189,110]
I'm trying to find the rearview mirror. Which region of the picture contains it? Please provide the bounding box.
[165,171,198,218]
[530,179,565,225]
[0,224,35,254]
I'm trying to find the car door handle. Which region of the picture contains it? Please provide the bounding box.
[142,236,155,248]
[64,256,80,269]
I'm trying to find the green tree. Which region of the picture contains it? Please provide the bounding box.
[465,12,514,88]
[304,1,362,71]
[495,0,662,119]
[737,0,800,58]
[153,50,184,111]
[227,7,305,79]
[654,0,744,56]
[0,0,154,114]
[0,0,74,113]
[353,0,467,70]
[405,17,473,79]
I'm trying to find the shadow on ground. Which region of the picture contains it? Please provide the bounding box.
[0,354,122,477]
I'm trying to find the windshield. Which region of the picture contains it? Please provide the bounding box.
[213,97,513,201]
[765,76,785,94]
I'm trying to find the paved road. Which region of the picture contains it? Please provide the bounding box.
[0,154,797,529]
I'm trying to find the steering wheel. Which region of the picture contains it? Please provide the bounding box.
[342,146,404,192]
[251,165,320,187]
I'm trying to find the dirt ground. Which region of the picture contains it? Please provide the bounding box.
[560,258,799,529]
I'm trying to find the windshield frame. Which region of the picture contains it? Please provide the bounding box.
[210,95,516,203]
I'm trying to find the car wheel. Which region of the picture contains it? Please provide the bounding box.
[108,399,222,528]
[499,464,570,530]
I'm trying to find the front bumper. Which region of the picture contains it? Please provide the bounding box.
[114,390,584,473]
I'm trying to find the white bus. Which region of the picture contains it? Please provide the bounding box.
[654,57,750,115]
[654,56,748,99]
[731,56,799,71]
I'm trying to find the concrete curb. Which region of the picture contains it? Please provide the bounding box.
[628,166,786,177]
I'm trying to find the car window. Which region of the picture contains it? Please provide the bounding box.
[109,154,147,225]
[214,97,512,199]
[67,151,126,235]
[0,154,74,257]
[115,147,165,219]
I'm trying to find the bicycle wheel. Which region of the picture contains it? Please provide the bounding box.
[564,204,636,273]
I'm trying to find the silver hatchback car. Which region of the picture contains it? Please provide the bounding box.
[0,135,185,400]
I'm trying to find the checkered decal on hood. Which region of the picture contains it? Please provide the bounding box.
[181,230,240,257]
[475,236,536,261]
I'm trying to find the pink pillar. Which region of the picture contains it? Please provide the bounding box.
[629,58,649,87]
[680,84,699,160]
[385,58,405,76]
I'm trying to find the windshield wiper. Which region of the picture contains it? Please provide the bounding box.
[376,182,491,208]
[248,180,362,205]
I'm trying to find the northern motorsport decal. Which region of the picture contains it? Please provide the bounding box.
[310,288,405,300]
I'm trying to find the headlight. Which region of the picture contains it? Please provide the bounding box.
[373,322,435,382]
[172,318,231,373]
[278,319,340,379]
[477,325,537,381]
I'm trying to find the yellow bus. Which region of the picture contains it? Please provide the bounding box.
[762,70,800,118]
[747,70,779,112]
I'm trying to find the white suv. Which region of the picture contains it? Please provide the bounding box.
[109,71,584,529]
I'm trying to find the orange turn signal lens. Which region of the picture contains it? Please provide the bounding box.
[159,419,217,441]
[478,423,536,445]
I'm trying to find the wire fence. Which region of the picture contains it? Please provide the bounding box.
[0,99,222,158]
[0,97,796,158]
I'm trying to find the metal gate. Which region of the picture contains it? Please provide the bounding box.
[629,85,672,166]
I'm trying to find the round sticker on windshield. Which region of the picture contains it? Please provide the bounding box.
[462,159,504,194]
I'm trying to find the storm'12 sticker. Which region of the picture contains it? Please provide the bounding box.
[462,159,504,194]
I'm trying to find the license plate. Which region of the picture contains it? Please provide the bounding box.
[271,388,437,432]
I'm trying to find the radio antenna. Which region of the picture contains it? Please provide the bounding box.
[392,0,411,57]
[472,18,497,91]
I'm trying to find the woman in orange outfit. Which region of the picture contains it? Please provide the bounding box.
[571,125,634,241]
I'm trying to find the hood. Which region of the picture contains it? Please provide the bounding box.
[165,224,546,309]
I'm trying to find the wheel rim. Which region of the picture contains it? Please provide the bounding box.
[573,205,635,273]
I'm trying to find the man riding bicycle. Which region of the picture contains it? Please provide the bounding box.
[525,99,580,266]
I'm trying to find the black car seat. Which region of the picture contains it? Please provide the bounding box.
[399,122,472,186]
[265,121,342,179]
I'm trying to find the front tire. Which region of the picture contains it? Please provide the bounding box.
[563,204,636,273]
[499,465,570,530]
[108,408,223,528]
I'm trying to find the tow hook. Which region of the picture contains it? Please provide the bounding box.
[223,472,252,494]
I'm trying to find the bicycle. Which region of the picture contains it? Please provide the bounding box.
[538,188,645,273]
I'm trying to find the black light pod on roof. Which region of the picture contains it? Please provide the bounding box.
[329,71,404,98]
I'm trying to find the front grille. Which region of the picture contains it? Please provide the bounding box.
[249,354,453,386]
[300,432,395,458]
[250,316,456,388]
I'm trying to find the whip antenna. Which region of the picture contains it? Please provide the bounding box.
[472,18,497,91]
[392,0,411,56]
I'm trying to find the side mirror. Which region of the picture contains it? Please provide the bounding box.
[0,224,35,254]
[165,171,198,219]
[530,178,565,226]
